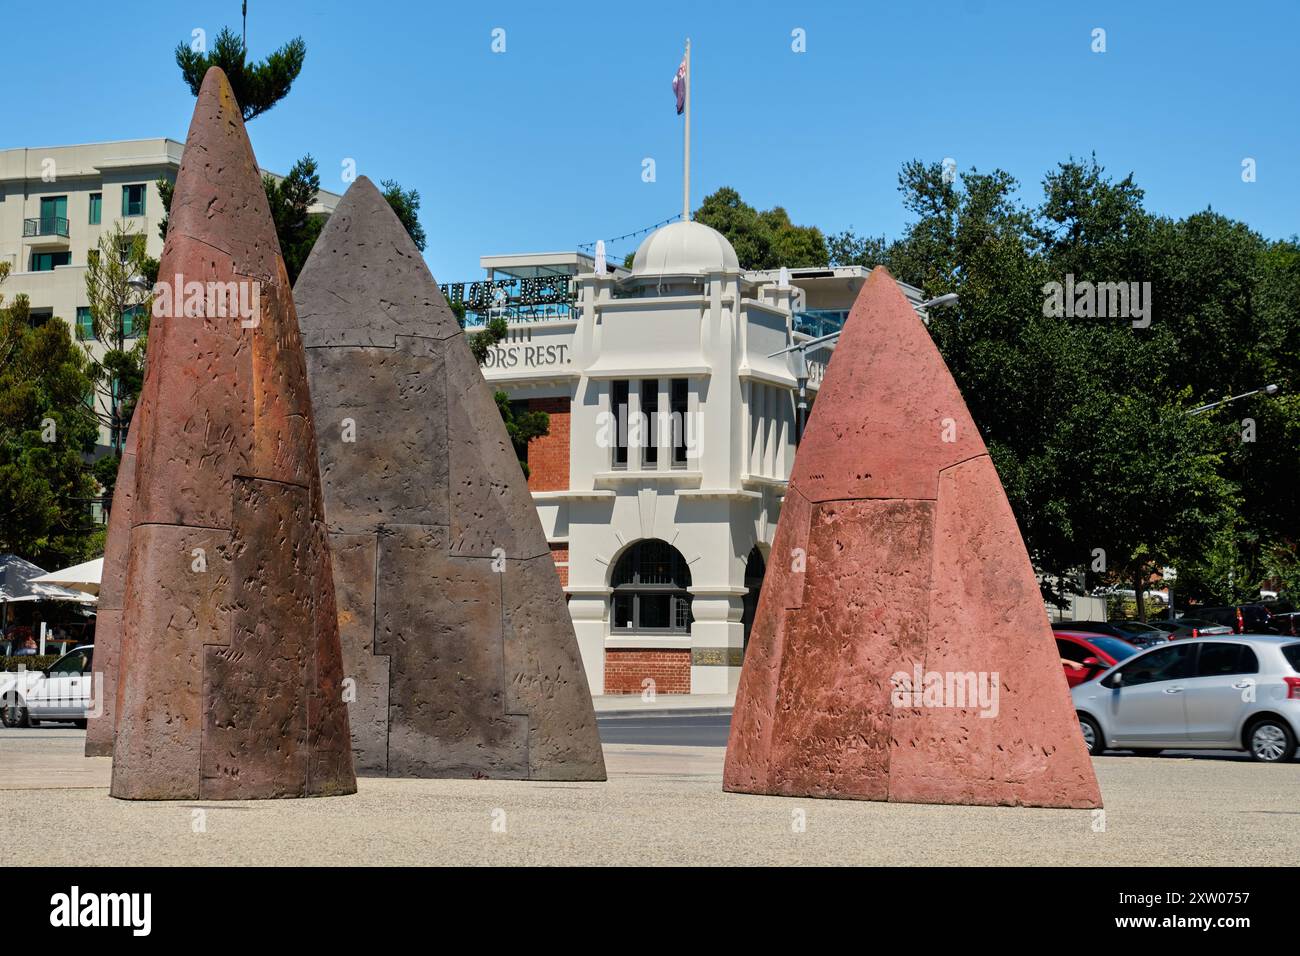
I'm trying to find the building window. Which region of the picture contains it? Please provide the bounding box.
[611,379,629,469]
[31,251,71,272]
[121,304,143,338]
[122,184,146,217]
[610,539,693,634]
[640,379,659,469]
[88,193,102,225]
[76,307,94,341]
[671,377,689,467]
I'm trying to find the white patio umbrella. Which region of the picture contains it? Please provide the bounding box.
[0,555,98,638]
[30,557,103,596]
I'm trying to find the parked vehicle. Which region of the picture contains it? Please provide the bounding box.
[1194,604,1278,634]
[1052,620,1165,648]
[1055,630,1139,687]
[0,645,95,728]
[1072,636,1300,762]
[1147,617,1234,639]
[1107,620,1172,645]
[1267,611,1300,637]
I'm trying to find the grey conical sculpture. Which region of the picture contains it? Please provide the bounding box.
[294,177,605,780]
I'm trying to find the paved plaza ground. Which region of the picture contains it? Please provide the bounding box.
[5,723,1294,868]
[1,725,1296,866]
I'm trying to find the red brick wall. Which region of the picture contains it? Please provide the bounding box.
[603,649,691,695]
[526,397,570,492]
[550,543,568,587]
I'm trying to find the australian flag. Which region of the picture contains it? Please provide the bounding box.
[673,54,687,115]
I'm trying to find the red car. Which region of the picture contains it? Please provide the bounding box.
[1054,630,1139,687]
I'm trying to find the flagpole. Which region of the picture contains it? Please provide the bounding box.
[683,38,691,222]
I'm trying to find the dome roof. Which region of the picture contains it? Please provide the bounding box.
[630,220,740,277]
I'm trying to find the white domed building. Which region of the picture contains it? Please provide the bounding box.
[442,220,928,696]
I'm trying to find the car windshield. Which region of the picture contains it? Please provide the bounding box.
[1088,637,1139,661]
[1112,621,1157,633]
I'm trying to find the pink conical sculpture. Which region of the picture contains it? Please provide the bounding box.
[724,267,1102,809]
[109,67,355,799]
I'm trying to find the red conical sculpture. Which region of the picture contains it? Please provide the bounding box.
[109,67,355,799]
[724,267,1101,809]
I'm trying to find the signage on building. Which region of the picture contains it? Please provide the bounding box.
[440,275,575,323]
[481,342,571,370]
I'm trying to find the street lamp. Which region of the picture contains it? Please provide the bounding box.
[1187,384,1280,416]
[126,274,151,293]
[919,292,959,310]
[772,292,959,444]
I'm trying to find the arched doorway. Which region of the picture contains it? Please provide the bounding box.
[741,545,766,653]
[610,540,693,634]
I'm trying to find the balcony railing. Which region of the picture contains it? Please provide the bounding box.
[23,217,70,239]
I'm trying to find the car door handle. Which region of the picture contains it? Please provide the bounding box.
[1232,680,1253,689]
[1163,686,1184,694]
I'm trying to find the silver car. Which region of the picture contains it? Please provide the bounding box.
[1072,635,1300,762]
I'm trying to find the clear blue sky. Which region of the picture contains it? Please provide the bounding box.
[8,0,1297,279]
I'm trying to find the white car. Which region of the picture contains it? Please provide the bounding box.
[0,645,95,728]
[1072,636,1300,762]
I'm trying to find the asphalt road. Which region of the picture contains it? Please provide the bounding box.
[597,713,732,746]
[596,711,1254,760]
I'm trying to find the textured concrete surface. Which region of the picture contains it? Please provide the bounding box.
[109,67,355,800]
[83,417,141,757]
[295,178,603,780]
[726,267,1101,809]
[2,728,1296,865]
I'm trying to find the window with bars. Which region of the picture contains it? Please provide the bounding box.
[610,539,693,634]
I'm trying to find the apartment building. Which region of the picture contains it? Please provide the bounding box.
[0,139,339,451]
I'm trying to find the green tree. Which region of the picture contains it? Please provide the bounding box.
[83,221,153,458]
[694,187,827,269]
[174,26,305,122]
[381,179,427,252]
[263,156,327,283]
[877,157,1250,616]
[494,392,550,480]
[0,267,101,566]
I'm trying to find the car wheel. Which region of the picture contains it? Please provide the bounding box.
[1,697,30,729]
[1078,714,1105,756]
[1247,718,1296,763]
[1128,749,1163,757]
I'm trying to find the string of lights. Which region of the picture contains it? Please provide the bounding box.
[577,213,683,255]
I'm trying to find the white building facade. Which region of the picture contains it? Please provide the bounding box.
[450,221,927,694]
